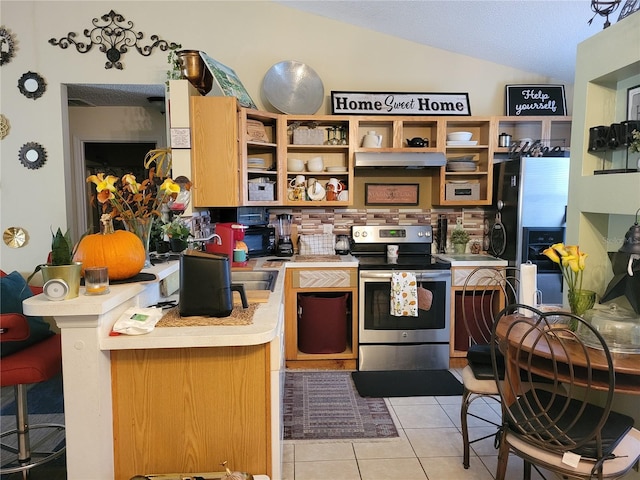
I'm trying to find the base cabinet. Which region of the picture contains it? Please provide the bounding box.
[284,267,358,369]
[449,266,507,359]
[111,345,272,479]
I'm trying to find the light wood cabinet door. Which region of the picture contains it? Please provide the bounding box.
[190,96,240,207]
[111,345,271,479]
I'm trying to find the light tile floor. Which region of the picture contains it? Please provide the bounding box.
[282,369,557,480]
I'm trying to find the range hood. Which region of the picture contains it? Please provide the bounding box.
[355,152,447,168]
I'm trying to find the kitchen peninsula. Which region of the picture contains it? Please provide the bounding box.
[22,260,285,480]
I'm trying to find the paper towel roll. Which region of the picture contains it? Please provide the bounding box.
[519,263,537,316]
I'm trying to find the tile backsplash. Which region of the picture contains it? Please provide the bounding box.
[267,207,493,254]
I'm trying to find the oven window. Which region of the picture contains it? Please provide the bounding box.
[362,279,447,330]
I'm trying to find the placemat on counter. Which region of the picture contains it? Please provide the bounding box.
[157,304,258,327]
[80,272,157,285]
[294,255,342,262]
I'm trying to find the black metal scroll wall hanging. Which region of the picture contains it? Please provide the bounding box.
[49,10,180,70]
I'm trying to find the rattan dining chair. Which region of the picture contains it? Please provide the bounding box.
[459,266,519,469]
[490,304,640,480]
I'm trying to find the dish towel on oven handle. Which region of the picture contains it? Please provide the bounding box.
[390,272,418,317]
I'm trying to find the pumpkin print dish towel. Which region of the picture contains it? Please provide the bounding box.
[390,271,418,317]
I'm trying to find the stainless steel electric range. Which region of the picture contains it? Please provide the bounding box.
[350,225,452,371]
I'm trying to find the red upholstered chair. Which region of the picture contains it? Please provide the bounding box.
[0,270,65,476]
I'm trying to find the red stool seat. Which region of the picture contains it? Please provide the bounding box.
[1,334,62,386]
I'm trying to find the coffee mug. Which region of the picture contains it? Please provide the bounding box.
[289,175,306,188]
[233,249,247,262]
[288,185,306,201]
[327,178,344,192]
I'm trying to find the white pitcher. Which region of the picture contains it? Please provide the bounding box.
[362,131,382,148]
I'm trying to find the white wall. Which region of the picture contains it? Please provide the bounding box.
[0,1,571,274]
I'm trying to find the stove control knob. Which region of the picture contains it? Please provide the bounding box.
[361,231,368,238]
[402,331,408,338]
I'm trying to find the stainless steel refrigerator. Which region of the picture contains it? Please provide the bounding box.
[492,155,570,304]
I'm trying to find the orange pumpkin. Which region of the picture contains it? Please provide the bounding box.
[74,218,145,280]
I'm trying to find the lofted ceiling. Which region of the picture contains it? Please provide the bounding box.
[66,1,631,108]
[277,0,622,83]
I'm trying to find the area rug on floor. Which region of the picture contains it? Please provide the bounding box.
[351,369,464,397]
[283,370,398,441]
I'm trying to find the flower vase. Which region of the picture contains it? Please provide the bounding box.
[567,289,596,330]
[124,217,153,268]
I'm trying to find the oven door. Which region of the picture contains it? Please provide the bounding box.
[358,270,451,344]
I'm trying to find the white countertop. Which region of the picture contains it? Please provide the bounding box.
[23,254,359,352]
[435,253,508,267]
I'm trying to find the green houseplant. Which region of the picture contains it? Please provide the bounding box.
[451,227,470,254]
[161,218,191,252]
[28,227,84,299]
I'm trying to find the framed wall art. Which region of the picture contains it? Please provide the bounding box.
[365,183,419,206]
[627,84,640,121]
[199,51,257,109]
[505,84,567,116]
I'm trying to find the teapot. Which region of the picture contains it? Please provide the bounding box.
[407,137,429,148]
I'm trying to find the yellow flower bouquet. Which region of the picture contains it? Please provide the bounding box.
[86,172,179,222]
[87,172,181,268]
[542,242,595,325]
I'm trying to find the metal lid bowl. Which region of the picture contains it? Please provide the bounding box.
[262,60,324,114]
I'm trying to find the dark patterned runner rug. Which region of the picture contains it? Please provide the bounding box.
[283,370,399,441]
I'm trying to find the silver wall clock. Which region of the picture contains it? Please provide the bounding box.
[18,71,46,99]
[19,142,47,169]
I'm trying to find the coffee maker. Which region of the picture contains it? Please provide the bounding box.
[276,214,293,256]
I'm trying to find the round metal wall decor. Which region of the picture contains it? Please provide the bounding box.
[3,227,28,248]
[18,71,46,99]
[0,26,16,66]
[19,142,47,169]
[262,60,324,115]
[0,114,9,139]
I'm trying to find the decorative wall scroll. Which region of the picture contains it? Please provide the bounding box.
[0,25,17,65]
[48,10,180,70]
[365,183,420,206]
[19,142,47,169]
[618,0,640,20]
[18,71,46,99]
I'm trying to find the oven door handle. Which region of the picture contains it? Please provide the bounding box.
[359,271,449,281]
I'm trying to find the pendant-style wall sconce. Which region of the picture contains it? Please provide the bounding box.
[49,10,180,70]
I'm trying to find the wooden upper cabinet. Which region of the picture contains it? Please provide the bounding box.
[190,96,240,207]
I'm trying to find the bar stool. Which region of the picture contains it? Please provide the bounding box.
[1,272,65,477]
